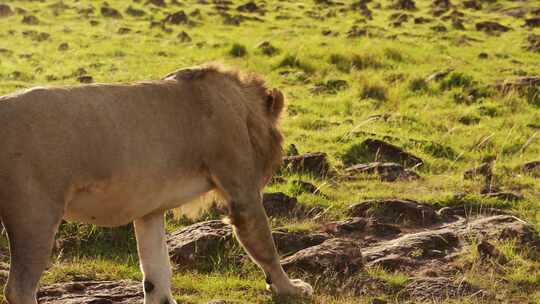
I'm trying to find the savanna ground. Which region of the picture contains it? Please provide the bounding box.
[0,0,540,303]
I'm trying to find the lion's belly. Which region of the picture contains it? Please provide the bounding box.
[64,175,213,227]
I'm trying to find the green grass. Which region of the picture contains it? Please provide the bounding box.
[1,0,540,302]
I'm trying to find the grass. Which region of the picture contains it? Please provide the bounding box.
[0,0,540,303]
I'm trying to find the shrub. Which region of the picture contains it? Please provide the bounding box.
[229,43,247,57]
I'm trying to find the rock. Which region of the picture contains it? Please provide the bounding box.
[257,41,279,56]
[292,180,318,194]
[346,25,368,38]
[22,15,39,25]
[322,217,402,239]
[221,12,240,25]
[281,238,363,276]
[237,1,259,13]
[475,21,510,33]
[58,42,69,51]
[101,6,122,18]
[414,17,432,24]
[432,0,452,16]
[431,24,447,32]
[38,280,143,304]
[348,199,439,227]
[118,27,131,34]
[273,230,329,255]
[478,52,488,59]
[345,162,420,182]
[495,76,540,94]
[367,254,417,271]
[125,6,146,17]
[525,34,540,52]
[168,220,233,265]
[463,0,481,10]
[310,79,349,95]
[282,152,333,177]
[390,0,416,10]
[477,240,507,264]
[177,31,192,42]
[501,7,527,18]
[262,192,298,217]
[426,68,453,81]
[163,11,190,25]
[77,76,94,84]
[343,139,423,168]
[145,0,166,7]
[463,162,492,180]
[401,277,485,302]
[363,229,459,262]
[482,191,523,202]
[0,4,14,18]
[520,160,540,176]
[525,18,540,28]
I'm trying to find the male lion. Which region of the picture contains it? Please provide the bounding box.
[0,64,313,304]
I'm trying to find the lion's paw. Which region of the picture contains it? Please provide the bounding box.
[268,278,313,297]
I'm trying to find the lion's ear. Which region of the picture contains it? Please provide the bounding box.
[266,88,284,120]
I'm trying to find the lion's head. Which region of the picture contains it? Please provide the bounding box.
[163,63,285,187]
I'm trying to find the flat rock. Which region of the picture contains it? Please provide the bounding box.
[363,229,459,262]
[0,4,14,18]
[475,21,510,33]
[101,6,122,18]
[525,17,540,28]
[496,76,540,94]
[281,238,363,276]
[342,139,423,167]
[163,11,190,25]
[525,34,540,52]
[262,192,298,217]
[38,280,143,304]
[463,162,492,179]
[282,152,333,177]
[401,277,486,302]
[520,160,540,176]
[167,220,233,265]
[345,162,420,182]
[273,230,330,256]
[322,217,402,240]
[348,199,439,227]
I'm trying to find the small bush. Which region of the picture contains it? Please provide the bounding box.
[409,77,428,92]
[361,83,387,101]
[351,53,383,70]
[384,48,404,62]
[329,54,352,73]
[440,72,474,90]
[229,43,247,57]
[525,87,540,107]
[278,54,315,73]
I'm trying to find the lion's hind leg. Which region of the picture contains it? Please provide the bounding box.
[2,192,63,304]
[209,167,313,297]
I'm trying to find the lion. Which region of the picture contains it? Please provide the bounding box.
[0,63,313,304]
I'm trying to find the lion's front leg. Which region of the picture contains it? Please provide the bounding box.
[227,191,313,297]
[134,213,176,304]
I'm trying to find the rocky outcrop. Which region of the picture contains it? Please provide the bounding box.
[281,238,363,276]
[348,199,439,226]
[38,280,143,304]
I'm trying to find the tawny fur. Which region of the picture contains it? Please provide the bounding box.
[0,63,312,304]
